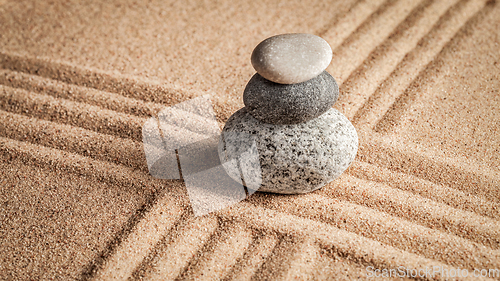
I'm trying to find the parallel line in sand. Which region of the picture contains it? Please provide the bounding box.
[0,84,145,142]
[0,51,232,122]
[250,234,303,280]
[278,239,320,281]
[0,51,188,106]
[249,235,320,281]
[254,235,367,280]
[347,160,500,220]
[361,0,493,131]
[0,69,225,134]
[93,197,185,281]
[0,68,221,128]
[326,0,424,86]
[358,132,500,203]
[0,79,251,280]
[223,233,279,281]
[0,110,147,172]
[0,136,170,194]
[2,129,496,276]
[118,184,492,278]
[177,223,254,280]
[0,68,164,118]
[251,192,500,270]
[319,0,387,49]
[0,107,219,174]
[314,247,373,280]
[140,216,219,281]
[323,175,500,250]
[134,214,278,281]
[219,203,494,281]
[337,0,460,120]
[1,91,496,274]
[0,136,194,280]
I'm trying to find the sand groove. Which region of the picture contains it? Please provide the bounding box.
[249,234,305,280]
[357,0,493,131]
[220,203,492,281]
[140,216,220,280]
[0,84,146,142]
[324,175,500,249]
[327,0,424,86]
[0,136,167,193]
[0,109,147,172]
[313,247,375,280]
[347,160,500,219]
[0,51,233,122]
[337,0,460,119]
[250,193,500,270]
[320,0,387,49]
[177,222,254,280]
[0,51,188,106]
[278,239,321,281]
[93,197,185,281]
[0,68,164,118]
[222,233,279,281]
[358,132,500,203]
[0,136,195,280]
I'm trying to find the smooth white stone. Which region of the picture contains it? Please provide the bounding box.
[251,33,333,84]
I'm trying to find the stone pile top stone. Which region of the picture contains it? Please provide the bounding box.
[251,33,333,84]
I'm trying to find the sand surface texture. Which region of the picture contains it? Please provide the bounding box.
[1,0,499,280]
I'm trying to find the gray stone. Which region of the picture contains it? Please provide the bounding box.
[251,33,333,84]
[243,71,338,125]
[218,108,358,194]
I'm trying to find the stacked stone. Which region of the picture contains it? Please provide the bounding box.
[219,33,358,194]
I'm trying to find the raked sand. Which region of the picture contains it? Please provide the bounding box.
[0,0,499,280]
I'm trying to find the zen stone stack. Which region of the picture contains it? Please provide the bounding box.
[218,33,358,194]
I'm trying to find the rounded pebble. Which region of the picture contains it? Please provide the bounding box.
[218,108,358,194]
[243,71,338,125]
[251,33,333,84]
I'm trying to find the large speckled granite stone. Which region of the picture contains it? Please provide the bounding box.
[218,108,358,194]
[251,33,333,84]
[243,71,338,125]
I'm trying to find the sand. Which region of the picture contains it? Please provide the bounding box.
[0,0,499,280]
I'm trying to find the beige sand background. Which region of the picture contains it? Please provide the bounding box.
[0,0,499,280]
